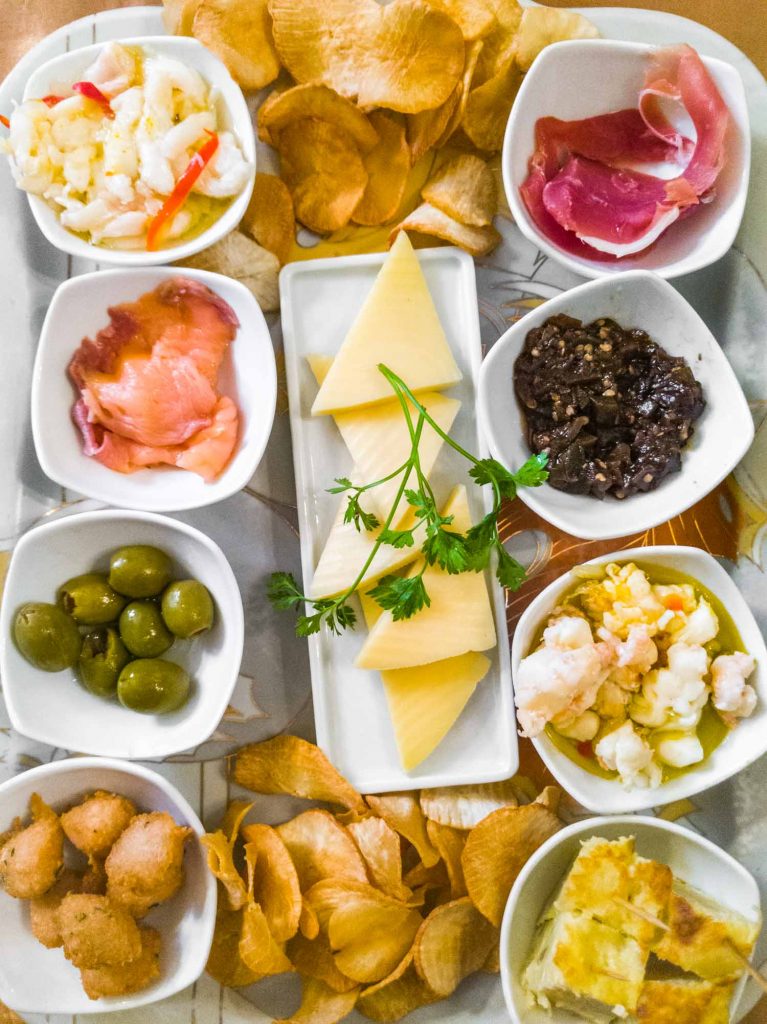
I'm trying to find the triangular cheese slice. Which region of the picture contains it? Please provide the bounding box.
[360,593,490,772]
[311,232,462,416]
[355,486,497,670]
[307,355,460,528]
[334,393,460,525]
[309,497,424,600]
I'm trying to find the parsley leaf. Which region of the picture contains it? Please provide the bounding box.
[343,494,380,533]
[464,513,497,571]
[422,527,471,574]
[367,574,431,621]
[495,546,527,591]
[267,572,305,610]
[512,451,549,488]
[469,458,518,499]
[327,476,354,494]
[379,527,415,548]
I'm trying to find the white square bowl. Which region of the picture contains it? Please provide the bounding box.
[500,816,762,1024]
[31,267,277,513]
[20,36,255,266]
[0,757,217,1015]
[511,545,767,814]
[502,39,750,280]
[477,270,753,541]
[0,509,244,759]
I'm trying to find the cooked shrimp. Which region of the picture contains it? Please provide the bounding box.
[711,652,757,727]
[595,721,661,789]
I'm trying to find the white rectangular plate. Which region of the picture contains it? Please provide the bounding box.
[280,246,518,793]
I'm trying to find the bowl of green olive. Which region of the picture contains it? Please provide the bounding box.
[0,510,244,759]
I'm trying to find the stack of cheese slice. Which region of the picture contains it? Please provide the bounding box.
[308,231,498,772]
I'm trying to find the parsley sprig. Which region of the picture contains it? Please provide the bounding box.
[269,364,548,636]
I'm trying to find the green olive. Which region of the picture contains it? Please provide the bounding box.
[13,602,82,672]
[109,545,173,599]
[117,659,191,714]
[77,627,130,697]
[161,580,215,638]
[118,601,174,658]
[58,572,126,625]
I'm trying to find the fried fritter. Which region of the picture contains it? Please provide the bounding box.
[58,893,142,968]
[29,867,83,948]
[0,794,63,899]
[61,792,137,861]
[80,926,162,1000]
[105,812,191,917]
[80,859,107,895]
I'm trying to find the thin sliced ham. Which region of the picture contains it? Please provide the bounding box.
[519,44,729,259]
[70,277,239,481]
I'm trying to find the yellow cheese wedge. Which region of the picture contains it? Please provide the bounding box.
[310,232,462,416]
[335,393,460,525]
[309,498,424,600]
[360,593,491,772]
[355,485,497,670]
[307,354,460,527]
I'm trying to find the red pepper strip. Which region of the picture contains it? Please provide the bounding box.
[41,95,63,107]
[146,130,219,251]
[0,114,9,129]
[577,740,595,760]
[72,81,114,118]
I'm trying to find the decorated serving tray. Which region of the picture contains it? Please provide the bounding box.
[1,3,766,1024]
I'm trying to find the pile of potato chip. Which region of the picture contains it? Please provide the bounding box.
[163,0,598,260]
[202,735,564,1023]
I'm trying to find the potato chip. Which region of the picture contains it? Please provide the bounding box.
[200,803,251,910]
[258,84,380,153]
[330,898,422,984]
[390,202,500,256]
[242,823,302,942]
[206,903,260,987]
[482,941,500,973]
[192,0,280,90]
[413,897,496,996]
[421,153,496,226]
[420,779,518,830]
[347,816,410,901]
[233,736,367,813]
[240,173,295,266]
[276,978,360,1024]
[472,0,522,84]
[278,119,368,234]
[240,900,294,977]
[287,931,359,993]
[179,231,280,311]
[425,820,466,898]
[435,40,484,146]
[269,0,465,113]
[422,0,495,41]
[277,809,369,891]
[300,898,321,940]
[402,860,448,893]
[515,7,599,72]
[352,112,411,227]
[304,880,423,983]
[365,793,439,868]
[357,952,439,1022]
[406,86,461,165]
[462,803,562,926]
[462,59,523,152]
[535,785,562,813]
[161,0,199,35]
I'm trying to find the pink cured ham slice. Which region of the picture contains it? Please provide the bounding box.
[519,45,729,259]
[70,276,240,481]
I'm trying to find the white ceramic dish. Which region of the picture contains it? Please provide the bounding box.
[31,267,277,512]
[477,270,753,541]
[503,39,751,280]
[19,36,255,266]
[0,757,216,1015]
[500,815,762,1024]
[511,545,767,814]
[0,509,244,759]
[280,247,517,793]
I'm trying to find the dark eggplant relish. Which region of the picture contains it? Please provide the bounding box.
[513,314,705,499]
